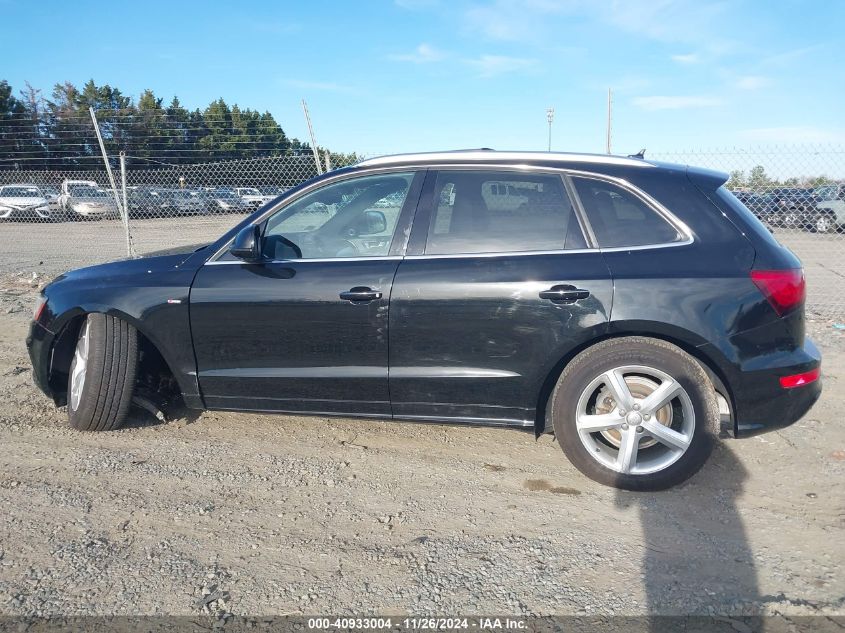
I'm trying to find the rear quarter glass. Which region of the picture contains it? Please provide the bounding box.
[706,186,801,271]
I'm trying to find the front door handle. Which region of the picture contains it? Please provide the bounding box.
[539,285,590,303]
[339,287,382,302]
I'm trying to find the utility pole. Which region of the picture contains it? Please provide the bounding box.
[546,107,555,152]
[606,88,613,154]
[301,99,323,175]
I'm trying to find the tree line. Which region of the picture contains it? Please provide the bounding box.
[0,79,355,169]
[726,165,836,191]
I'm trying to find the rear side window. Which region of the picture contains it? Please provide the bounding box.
[572,177,682,248]
[425,170,585,255]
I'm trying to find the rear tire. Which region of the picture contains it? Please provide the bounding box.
[550,337,718,491]
[67,313,138,431]
[814,213,836,234]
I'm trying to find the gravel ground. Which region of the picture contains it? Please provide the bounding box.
[0,274,843,620]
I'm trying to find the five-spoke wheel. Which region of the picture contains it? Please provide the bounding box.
[551,337,718,490]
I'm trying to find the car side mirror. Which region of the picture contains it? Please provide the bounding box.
[348,210,387,237]
[229,225,263,262]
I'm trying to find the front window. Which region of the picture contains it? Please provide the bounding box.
[263,172,414,259]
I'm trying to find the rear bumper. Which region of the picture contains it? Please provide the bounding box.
[719,337,822,437]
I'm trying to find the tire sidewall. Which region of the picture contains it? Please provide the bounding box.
[551,338,717,491]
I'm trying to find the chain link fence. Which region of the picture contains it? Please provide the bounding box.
[651,146,845,320]
[0,153,358,275]
[1,117,843,318]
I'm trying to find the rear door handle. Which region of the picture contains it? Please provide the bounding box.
[339,286,382,302]
[539,285,590,303]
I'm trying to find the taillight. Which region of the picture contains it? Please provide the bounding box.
[780,367,820,389]
[751,269,805,316]
[33,295,47,323]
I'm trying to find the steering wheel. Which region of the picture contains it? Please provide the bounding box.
[300,233,358,258]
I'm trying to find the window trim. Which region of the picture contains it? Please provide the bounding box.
[565,170,694,251]
[206,163,694,264]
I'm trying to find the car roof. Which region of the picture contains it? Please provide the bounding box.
[357,149,655,169]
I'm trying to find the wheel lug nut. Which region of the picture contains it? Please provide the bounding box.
[643,414,650,420]
[619,409,626,416]
[621,423,629,430]
[633,404,640,411]
[636,425,644,433]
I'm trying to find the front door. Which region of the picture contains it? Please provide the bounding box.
[190,170,423,417]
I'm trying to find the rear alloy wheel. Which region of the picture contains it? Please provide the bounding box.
[551,337,718,490]
[67,313,138,431]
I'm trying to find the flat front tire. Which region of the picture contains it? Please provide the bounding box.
[550,337,718,491]
[67,313,138,431]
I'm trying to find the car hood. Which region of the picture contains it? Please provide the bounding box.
[71,198,115,205]
[141,243,210,259]
[0,196,48,207]
[50,244,210,287]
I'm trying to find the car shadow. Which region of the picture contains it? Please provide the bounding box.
[614,443,762,632]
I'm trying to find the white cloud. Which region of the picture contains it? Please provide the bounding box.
[464,0,573,42]
[735,75,770,90]
[389,43,447,63]
[632,95,723,110]
[671,53,700,64]
[464,54,538,77]
[740,126,845,144]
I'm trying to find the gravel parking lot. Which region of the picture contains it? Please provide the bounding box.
[0,276,843,622]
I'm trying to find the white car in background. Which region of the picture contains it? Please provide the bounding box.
[60,180,118,220]
[0,184,55,221]
[235,187,275,209]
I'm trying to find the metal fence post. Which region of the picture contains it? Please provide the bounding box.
[119,152,135,259]
[89,107,135,258]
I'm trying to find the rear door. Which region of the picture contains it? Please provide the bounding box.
[388,168,613,426]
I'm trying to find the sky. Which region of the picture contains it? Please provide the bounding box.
[4,0,845,161]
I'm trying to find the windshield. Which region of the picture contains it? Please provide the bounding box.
[1,186,42,197]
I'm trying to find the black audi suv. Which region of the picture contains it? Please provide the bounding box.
[26,150,821,490]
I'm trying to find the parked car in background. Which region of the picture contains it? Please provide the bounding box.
[127,186,175,218]
[731,191,771,221]
[257,185,287,197]
[811,184,845,233]
[203,189,252,213]
[61,182,118,220]
[39,185,62,213]
[27,150,821,491]
[0,184,55,221]
[167,189,208,215]
[235,187,275,209]
[766,187,817,229]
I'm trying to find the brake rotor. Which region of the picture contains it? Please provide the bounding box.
[594,375,674,449]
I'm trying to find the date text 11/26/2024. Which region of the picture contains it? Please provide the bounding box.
[307,617,527,630]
